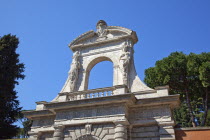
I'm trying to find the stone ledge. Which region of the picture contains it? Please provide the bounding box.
[54,115,126,126]
[45,93,136,110]
[23,110,54,119]
[134,94,180,108]
[154,85,169,90]
[24,94,136,119]
[133,89,156,95]
[59,85,127,96]
[36,101,47,105]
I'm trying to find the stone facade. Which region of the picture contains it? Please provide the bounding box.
[24,20,180,140]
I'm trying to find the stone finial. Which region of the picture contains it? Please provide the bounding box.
[96,20,107,27]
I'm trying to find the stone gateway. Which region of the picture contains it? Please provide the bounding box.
[24,20,180,140]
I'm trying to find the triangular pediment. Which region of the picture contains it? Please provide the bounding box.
[69,26,138,51]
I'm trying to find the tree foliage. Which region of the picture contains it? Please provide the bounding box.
[16,112,32,138]
[144,52,210,127]
[0,34,25,138]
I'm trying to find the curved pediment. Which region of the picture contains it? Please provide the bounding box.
[69,20,138,51]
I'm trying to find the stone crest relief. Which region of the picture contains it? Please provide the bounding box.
[85,124,92,135]
[96,20,108,38]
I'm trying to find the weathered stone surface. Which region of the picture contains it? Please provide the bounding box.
[32,116,55,128]
[129,105,171,121]
[24,21,179,140]
[132,126,159,133]
[39,132,53,140]
[55,105,125,121]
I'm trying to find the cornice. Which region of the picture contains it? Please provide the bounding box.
[68,26,138,51]
[23,110,54,119]
[133,94,180,108]
[70,34,137,51]
[45,93,136,111]
[68,30,95,49]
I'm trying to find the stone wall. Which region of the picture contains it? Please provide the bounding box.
[130,125,159,140]
[39,132,54,140]
[63,123,115,140]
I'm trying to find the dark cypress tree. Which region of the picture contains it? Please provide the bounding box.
[0,34,25,138]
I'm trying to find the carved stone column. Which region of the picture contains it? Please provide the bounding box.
[53,125,64,140]
[114,121,128,140]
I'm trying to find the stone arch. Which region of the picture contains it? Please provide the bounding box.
[83,56,117,90]
[76,134,100,140]
[58,20,152,94]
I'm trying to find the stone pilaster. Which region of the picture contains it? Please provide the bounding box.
[158,121,176,140]
[27,131,40,140]
[53,125,64,140]
[114,120,129,140]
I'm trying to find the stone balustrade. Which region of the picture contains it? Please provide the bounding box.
[59,85,128,101]
[68,87,114,101]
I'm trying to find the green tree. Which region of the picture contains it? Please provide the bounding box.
[199,61,210,126]
[16,112,32,138]
[144,52,210,127]
[173,103,191,127]
[0,34,25,138]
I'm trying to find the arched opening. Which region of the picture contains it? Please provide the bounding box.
[77,135,100,140]
[88,60,113,90]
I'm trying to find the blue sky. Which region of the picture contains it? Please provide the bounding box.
[0,0,210,111]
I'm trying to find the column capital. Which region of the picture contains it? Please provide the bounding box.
[54,124,65,130]
[113,118,130,126]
